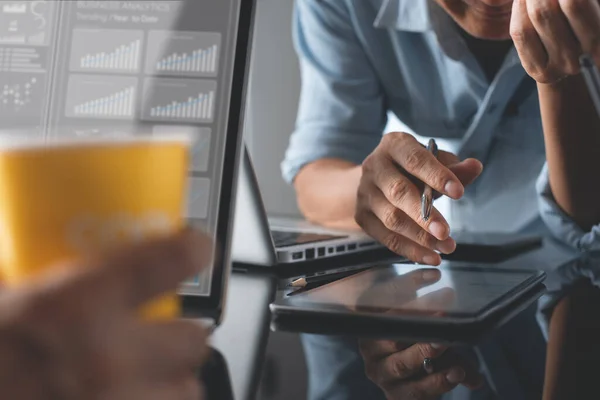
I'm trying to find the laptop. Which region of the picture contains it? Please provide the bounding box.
[232,146,385,266]
[8,0,256,326]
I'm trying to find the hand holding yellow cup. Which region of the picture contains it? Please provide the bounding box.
[0,134,191,319]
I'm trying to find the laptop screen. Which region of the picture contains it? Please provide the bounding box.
[0,0,251,302]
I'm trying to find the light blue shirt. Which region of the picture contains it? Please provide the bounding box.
[283,0,600,396]
[283,0,600,255]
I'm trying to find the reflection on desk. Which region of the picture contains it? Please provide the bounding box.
[210,271,276,400]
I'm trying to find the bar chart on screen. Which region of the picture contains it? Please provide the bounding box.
[142,78,217,123]
[69,29,143,73]
[146,31,221,77]
[65,75,138,120]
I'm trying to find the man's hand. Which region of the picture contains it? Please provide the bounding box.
[511,0,600,84]
[360,341,484,400]
[357,271,483,400]
[355,132,483,265]
[0,229,213,400]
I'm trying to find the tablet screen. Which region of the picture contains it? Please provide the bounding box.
[285,264,543,318]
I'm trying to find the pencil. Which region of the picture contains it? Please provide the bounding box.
[287,269,368,288]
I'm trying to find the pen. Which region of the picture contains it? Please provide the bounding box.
[579,54,600,120]
[421,138,438,222]
[287,268,369,288]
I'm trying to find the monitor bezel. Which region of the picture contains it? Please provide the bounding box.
[181,0,256,322]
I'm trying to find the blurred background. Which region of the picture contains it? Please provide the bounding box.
[243,1,305,398]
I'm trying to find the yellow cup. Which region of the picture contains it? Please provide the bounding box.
[0,134,191,319]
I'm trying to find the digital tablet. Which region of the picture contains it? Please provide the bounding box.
[446,232,543,262]
[270,264,546,344]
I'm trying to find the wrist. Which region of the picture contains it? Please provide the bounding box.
[295,159,362,228]
[537,73,587,96]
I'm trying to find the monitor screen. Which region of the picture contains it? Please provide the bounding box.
[0,0,248,298]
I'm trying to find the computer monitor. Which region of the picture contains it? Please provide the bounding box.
[0,0,255,321]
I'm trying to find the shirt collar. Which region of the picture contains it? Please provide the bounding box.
[374,0,433,32]
[374,0,521,70]
[375,0,468,60]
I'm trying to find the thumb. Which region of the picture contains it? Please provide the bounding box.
[448,159,483,187]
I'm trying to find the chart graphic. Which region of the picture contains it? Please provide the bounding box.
[0,72,44,118]
[65,75,138,120]
[0,1,54,45]
[146,30,221,77]
[0,47,45,73]
[142,78,216,123]
[153,125,211,172]
[185,177,211,220]
[70,29,143,73]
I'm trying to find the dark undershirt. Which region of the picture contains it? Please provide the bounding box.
[457,28,514,83]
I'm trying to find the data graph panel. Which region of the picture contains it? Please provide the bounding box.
[0,72,44,118]
[69,29,143,73]
[146,30,221,77]
[65,75,138,120]
[142,78,216,123]
[0,47,45,73]
[152,125,211,172]
[0,1,55,45]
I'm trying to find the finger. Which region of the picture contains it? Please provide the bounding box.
[384,133,464,199]
[356,210,441,265]
[434,350,485,390]
[130,320,210,378]
[527,0,582,76]
[389,367,465,399]
[374,343,449,384]
[86,229,214,312]
[367,158,451,240]
[511,0,550,81]
[447,159,483,188]
[359,340,413,361]
[558,0,600,62]
[435,150,461,167]
[368,187,456,255]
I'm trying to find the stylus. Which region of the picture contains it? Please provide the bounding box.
[421,139,438,222]
[580,54,600,121]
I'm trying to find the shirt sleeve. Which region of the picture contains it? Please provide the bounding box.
[536,163,600,252]
[536,164,600,338]
[281,0,387,183]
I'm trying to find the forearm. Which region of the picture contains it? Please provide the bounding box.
[539,75,600,231]
[544,280,600,400]
[293,159,362,230]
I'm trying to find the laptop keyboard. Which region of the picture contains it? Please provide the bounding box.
[271,230,348,248]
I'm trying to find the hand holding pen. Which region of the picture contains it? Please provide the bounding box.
[354,132,483,266]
